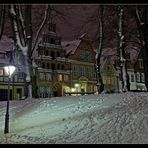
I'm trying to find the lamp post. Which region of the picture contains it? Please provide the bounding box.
[4,65,16,134]
[75,83,79,96]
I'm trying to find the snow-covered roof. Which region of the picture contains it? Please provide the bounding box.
[61,40,81,55]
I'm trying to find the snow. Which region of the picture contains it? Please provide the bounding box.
[0,92,148,144]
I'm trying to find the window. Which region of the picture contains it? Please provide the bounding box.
[136,72,140,82]
[103,77,111,84]
[141,73,145,82]
[80,50,91,62]
[51,51,55,59]
[0,69,4,76]
[107,78,111,84]
[42,62,45,68]
[57,51,60,57]
[47,63,50,69]
[61,64,64,70]
[87,67,92,78]
[107,66,110,71]
[45,50,49,56]
[73,65,79,77]
[39,73,45,80]
[64,75,69,81]
[46,73,52,81]
[131,74,134,82]
[57,64,60,70]
[80,66,85,76]
[51,63,55,71]
[139,59,143,69]
[50,38,55,44]
[58,74,62,81]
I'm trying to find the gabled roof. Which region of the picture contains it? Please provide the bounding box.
[61,40,81,55]
[61,33,91,55]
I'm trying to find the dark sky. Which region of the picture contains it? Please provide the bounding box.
[3,5,138,50]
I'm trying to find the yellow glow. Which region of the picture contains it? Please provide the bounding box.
[71,88,76,92]
[74,83,79,88]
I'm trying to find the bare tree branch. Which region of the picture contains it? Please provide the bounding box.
[31,4,50,57]
[0,5,6,40]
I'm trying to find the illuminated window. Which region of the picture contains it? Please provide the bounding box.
[141,73,145,82]
[103,79,107,84]
[39,73,45,80]
[64,75,69,81]
[0,69,4,76]
[58,74,62,81]
[46,73,52,80]
[136,72,140,82]
[103,78,111,84]
[80,66,85,76]
[73,65,79,77]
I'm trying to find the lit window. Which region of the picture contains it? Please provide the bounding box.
[0,69,4,76]
[46,73,52,80]
[80,66,85,76]
[64,75,69,81]
[73,65,79,77]
[58,74,62,81]
[39,73,45,80]
[141,73,145,82]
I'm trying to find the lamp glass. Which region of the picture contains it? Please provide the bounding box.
[4,65,16,77]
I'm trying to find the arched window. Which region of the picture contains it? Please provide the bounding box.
[51,51,55,59]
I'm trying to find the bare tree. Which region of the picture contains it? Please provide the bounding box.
[117,5,128,92]
[95,5,105,94]
[127,5,148,91]
[0,5,5,40]
[8,4,50,98]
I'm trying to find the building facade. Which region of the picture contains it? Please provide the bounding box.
[0,51,26,101]
[62,34,97,95]
[34,23,71,97]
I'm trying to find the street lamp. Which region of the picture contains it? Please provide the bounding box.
[4,65,16,134]
[74,83,79,96]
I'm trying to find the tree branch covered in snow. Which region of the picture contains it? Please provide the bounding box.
[95,6,105,93]
[117,5,128,92]
[31,5,50,57]
[0,5,5,40]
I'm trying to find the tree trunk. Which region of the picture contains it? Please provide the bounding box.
[142,6,148,91]
[24,5,33,98]
[117,6,128,92]
[95,6,104,94]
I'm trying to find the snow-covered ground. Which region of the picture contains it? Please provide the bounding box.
[0,92,148,144]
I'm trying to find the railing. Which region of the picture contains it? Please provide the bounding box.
[64,91,94,96]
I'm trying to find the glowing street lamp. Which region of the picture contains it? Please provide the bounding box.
[4,65,16,134]
[74,83,79,95]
